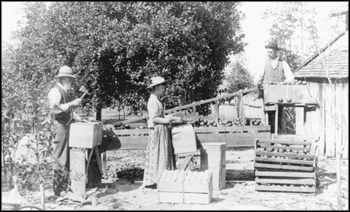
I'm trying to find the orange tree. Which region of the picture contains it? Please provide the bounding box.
[8,2,245,118]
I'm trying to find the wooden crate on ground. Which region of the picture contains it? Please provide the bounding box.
[158,170,213,204]
[200,142,226,191]
[254,138,317,193]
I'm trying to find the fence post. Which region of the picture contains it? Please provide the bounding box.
[239,90,244,120]
[214,100,220,123]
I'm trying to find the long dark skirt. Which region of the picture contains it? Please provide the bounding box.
[142,124,176,186]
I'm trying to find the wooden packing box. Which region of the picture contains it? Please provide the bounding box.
[70,148,87,196]
[263,84,314,104]
[158,170,213,204]
[254,138,317,193]
[195,125,271,147]
[69,122,103,148]
[200,142,226,168]
[200,166,226,191]
[172,124,198,154]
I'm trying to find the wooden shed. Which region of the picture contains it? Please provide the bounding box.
[293,31,349,158]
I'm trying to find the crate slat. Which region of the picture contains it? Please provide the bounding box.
[255,177,315,185]
[254,162,314,171]
[257,139,312,145]
[255,170,316,178]
[158,192,183,203]
[256,145,310,152]
[256,151,315,159]
[255,157,314,165]
[256,185,315,193]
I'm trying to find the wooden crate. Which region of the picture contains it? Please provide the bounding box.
[254,138,317,193]
[263,84,315,104]
[200,142,226,168]
[200,166,226,191]
[172,124,198,154]
[195,125,271,147]
[158,170,212,204]
[69,122,103,148]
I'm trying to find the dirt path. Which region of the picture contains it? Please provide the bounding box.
[2,148,348,210]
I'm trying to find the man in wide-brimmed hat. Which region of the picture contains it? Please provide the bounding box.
[255,40,294,85]
[48,65,84,196]
[255,41,295,135]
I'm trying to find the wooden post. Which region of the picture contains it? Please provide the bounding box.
[214,101,219,123]
[295,107,305,134]
[275,104,279,135]
[192,106,197,122]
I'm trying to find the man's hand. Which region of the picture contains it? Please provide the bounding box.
[70,98,82,107]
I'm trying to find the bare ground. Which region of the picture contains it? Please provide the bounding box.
[2,147,348,210]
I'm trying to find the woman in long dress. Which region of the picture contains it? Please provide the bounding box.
[140,76,177,189]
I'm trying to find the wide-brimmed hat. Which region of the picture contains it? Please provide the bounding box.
[147,76,167,89]
[55,66,76,79]
[265,41,280,50]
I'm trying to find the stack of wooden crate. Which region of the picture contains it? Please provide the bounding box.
[200,142,226,190]
[254,138,317,193]
[158,170,213,204]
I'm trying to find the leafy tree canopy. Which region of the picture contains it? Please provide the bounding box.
[6,2,245,116]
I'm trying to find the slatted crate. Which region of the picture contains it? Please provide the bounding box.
[158,170,213,204]
[254,138,317,193]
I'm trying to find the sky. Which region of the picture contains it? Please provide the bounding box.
[1,2,348,80]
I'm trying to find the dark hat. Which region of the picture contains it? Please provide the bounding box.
[265,41,279,50]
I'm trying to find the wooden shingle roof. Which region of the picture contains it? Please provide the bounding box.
[294,31,349,79]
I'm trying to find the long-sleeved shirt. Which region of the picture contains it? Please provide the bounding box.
[48,82,80,120]
[147,93,170,128]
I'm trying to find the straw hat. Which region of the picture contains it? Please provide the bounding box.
[147,76,167,89]
[55,66,76,79]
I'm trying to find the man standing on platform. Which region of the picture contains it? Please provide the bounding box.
[48,65,84,196]
[255,40,295,134]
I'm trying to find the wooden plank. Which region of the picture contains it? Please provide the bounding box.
[158,181,184,192]
[70,148,87,196]
[184,193,211,204]
[256,151,315,159]
[225,133,271,147]
[275,106,278,135]
[200,143,226,168]
[214,100,219,124]
[254,163,314,171]
[177,155,193,171]
[342,81,349,158]
[255,170,315,178]
[257,139,312,145]
[256,145,310,152]
[104,136,148,150]
[122,88,259,125]
[263,84,315,103]
[111,129,150,135]
[295,107,305,134]
[255,157,314,165]
[197,134,226,144]
[255,185,315,193]
[264,105,277,112]
[158,192,183,203]
[255,177,315,185]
